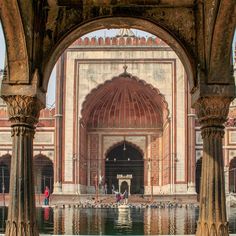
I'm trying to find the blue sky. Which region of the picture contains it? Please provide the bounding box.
[0,23,235,107]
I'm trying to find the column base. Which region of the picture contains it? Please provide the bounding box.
[53,182,62,194]
[196,221,229,236]
[5,220,39,236]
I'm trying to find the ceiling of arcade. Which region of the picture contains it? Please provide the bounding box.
[81,74,169,129]
[0,0,235,107]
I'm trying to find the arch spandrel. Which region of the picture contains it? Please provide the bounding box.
[42,16,196,92]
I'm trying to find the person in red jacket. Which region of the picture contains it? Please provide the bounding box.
[44,186,50,206]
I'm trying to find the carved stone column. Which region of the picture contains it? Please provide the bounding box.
[2,95,42,236]
[194,97,231,236]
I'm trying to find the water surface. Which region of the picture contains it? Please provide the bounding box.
[0,207,236,235]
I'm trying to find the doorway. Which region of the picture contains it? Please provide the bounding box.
[105,142,143,194]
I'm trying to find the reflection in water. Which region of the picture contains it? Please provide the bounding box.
[0,206,236,235]
[115,208,132,232]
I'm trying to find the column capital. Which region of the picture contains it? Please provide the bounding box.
[193,97,232,128]
[1,95,43,126]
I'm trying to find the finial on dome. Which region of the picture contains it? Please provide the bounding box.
[123,64,128,74]
[119,64,131,77]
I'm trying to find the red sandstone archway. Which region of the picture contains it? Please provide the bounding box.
[80,73,168,193]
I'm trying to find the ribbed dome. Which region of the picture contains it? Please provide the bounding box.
[82,75,168,129]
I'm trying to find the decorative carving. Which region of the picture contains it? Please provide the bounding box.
[196,221,228,236]
[11,126,35,137]
[201,127,224,139]
[144,7,195,51]
[1,95,43,126]
[193,97,232,128]
[5,220,38,236]
[195,96,230,236]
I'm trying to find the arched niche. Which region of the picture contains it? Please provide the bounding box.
[105,142,143,194]
[195,157,202,195]
[0,154,11,193]
[34,154,54,193]
[229,157,236,193]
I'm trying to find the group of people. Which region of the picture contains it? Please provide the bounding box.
[44,185,129,206]
[113,189,129,204]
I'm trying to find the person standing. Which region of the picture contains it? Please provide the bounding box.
[112,184,115,193]
[104,183,108,194]
[44,186,50,206]
[123,189,128,204]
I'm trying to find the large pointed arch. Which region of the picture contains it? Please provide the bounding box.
[81,72,169,129]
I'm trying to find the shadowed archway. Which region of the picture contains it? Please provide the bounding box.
[105,142,144,194]
[195,157,202,195]
[229,157,236,193]
[34,155,54,194]
[0,154,11,193]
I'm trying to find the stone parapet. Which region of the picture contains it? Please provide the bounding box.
[71,36,168,47]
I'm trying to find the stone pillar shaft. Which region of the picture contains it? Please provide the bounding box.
[196,127,228,235]
[6,125,38,236]
[195,97,231,236]
[2,95,42,236]
[54,55,65,192]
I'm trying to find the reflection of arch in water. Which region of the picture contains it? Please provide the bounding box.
[195,157,202,195]
[0,154,11,193]
[116,208,132,230]
[229,157,236,193]
[34,154,54,193]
